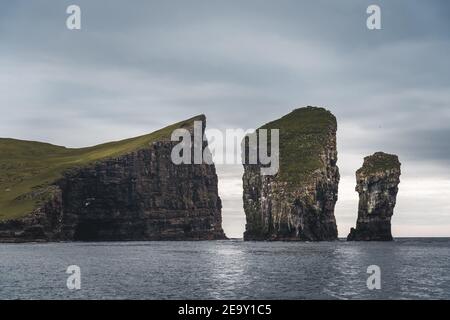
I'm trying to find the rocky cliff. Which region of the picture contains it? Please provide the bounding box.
[347,152,401,241]
[0,115,226,242]
[242,106,339,241]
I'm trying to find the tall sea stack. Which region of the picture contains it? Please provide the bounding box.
[0,115,226,242]
[242,106,339,241]
[347,152,401,241]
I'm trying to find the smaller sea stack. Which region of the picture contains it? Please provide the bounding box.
[347,152,401,241]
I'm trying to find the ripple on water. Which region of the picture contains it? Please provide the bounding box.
[0,238,449,299]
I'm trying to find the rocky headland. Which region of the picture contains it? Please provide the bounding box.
[0,115,226,242]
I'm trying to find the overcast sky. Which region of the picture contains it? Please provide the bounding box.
[1,0,449,238]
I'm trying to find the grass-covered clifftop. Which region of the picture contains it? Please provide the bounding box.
[0,115,203,221]
[357,152,400,175]
[256,106,337,185]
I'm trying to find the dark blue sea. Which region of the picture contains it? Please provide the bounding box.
[0,238,449,299]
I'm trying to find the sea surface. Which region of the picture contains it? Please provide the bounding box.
[0,238,449,300]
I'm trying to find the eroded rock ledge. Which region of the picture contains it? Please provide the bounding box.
[347,152,401,241]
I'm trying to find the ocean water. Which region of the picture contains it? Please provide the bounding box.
[0,238,449,300]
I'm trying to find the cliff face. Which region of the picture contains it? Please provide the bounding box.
[0,116,226,242]
[347,152,401,241]
[243,107,339,241]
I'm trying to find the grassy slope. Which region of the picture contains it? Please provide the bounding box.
[256,106,336,185]
[0,115,202,221]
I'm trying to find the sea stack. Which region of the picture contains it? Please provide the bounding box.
[347,152,401,241]
[242,106,339,241]
[0,115,226,242]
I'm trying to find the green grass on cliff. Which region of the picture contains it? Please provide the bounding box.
[0,115,202,221]
[357,152,400,175]
[254,106,337,185]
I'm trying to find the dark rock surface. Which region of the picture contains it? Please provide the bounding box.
[242,107,339,241]
[347,152,401,241]
[0,116,226,242]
